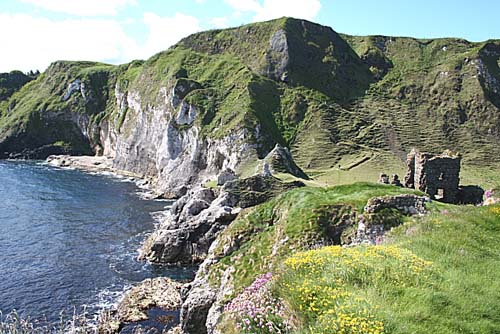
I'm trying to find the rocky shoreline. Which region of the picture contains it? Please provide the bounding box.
[45,155,183,332]
[44,152,307,334]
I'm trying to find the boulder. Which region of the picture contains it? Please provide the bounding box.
[116,278,182,323]
[216,169,237,186]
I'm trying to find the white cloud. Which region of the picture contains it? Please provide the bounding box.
[210,16,230,28]
[224,0,321,22]
[195,0,206,3]
[142,12,201,58]
[19,0,136,16]
[0,12,201,72]
[0,13,136,72]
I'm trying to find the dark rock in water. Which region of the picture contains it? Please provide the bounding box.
[100,277,182,334]
[264,144,309,180]
[7,144,78,160]
[117,278,182,323]
[457,185,484,205]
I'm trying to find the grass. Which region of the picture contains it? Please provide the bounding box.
[276,203,500,334]
[215,182,500,334]
[207,183,426,296]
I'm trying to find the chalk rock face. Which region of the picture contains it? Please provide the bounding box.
[139,187,240,264]
[101,81,258,195]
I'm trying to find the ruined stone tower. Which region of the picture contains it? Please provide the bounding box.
[404,148,461,203]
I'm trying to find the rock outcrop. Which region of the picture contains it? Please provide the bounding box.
[140,175,305,265]
[264,144,309,179]
[140,187,240,264]
[99,277,182,333]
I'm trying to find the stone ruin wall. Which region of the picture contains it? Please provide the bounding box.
[404,149,461,203]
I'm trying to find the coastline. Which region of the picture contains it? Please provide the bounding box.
[45,155,165,201]
[45,154,187,333]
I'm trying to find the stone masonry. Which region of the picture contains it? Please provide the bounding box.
[404,148,461,203]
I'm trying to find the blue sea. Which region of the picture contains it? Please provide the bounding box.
[0,160,191,323]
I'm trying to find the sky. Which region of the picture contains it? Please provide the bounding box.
[0,0,499,73]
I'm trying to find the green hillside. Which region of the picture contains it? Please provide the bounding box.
[0,17,499,179]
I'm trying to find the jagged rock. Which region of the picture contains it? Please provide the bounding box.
[264,144,309,179]
[216,169,237,186]
[140,175,304,265]
[140,188,239,264]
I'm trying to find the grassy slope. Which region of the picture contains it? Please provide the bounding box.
[207,183,426,296]
[1,18,499,185]
[274,202,500,334]
[178,18,500,183]
[0,71,35,102]
[215,182,500,334]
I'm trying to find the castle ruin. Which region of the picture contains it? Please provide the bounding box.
[404,148,461,203]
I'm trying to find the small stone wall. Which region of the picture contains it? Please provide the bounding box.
[364,194,429,215]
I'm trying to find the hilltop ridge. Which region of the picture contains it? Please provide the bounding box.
[0,17,499,184]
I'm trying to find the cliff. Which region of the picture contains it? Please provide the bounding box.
[1,18,499,192]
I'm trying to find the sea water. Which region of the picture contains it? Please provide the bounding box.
[0,160,191,323]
